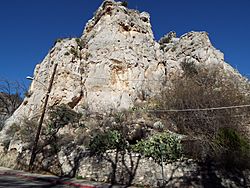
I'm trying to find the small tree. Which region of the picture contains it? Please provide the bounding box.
[17,104,82,170]
[0,79,25,130]
[89,130,128,184]
[88,110,149,185]
[47,104,81,133]
[132,132,183,187]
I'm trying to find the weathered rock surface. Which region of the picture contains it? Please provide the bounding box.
[1,0,243,137]
[0,1,249,186]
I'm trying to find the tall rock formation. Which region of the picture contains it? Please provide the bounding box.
[0,0,245,150]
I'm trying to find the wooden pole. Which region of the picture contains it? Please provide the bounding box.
[28,63,58,171]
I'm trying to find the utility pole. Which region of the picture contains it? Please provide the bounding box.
[28,63,58,171]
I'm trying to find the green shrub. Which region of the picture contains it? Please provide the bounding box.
[215,128,248,150]
[2,123,20,149]
[180,60,198,76]
[132,132,182,163]
[132,132,182,187]
[88,129,130,185]
[214,128,250,169]
[48,104,81,129]
[76,175,84,179]
[70,48,78,56]
[89,130,127,155]
[75,38,85,50]
[19,119,37,144]
[121,1,128,7]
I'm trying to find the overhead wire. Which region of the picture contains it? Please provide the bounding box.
[146,104,250,113]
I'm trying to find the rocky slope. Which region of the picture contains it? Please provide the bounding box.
[0,1,249,185]
[1,0,244,138]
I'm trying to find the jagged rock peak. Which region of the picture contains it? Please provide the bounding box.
[82,0,153,40]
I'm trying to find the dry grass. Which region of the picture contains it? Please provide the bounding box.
[150,65,250,170]
[0,151,18,169]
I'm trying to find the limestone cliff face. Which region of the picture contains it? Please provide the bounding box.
[79,0,166,111]
[0,0,244,144]
[3,0,168,123]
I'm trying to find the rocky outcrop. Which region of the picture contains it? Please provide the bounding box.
[3,0,242,123]
[0,1,248,186]
[5,1,169,120]
[0,0,167,143]
[1,0,245,149]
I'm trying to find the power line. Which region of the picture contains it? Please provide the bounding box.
[82,76,166,82]
[81,76,249,89]
[147,104,250,113]
[177,114,249,120]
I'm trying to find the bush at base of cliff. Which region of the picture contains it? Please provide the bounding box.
[132,132,183,164]
[151,64,250,170]
[214,128,250,170]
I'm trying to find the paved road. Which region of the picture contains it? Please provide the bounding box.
[0,167,137,188]
[0,173,73,188]
[0,167,95,188]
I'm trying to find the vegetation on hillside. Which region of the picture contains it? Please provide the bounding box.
[0,79,24,130]
[150,62,250,170]
[1,61,249,186]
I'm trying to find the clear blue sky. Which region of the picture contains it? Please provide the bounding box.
[0,0,249,87]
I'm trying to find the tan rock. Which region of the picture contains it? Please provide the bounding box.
[0,0,246,151]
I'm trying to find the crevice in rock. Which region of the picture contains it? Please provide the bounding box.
[158,61,167,76]
[68,91,83,109]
